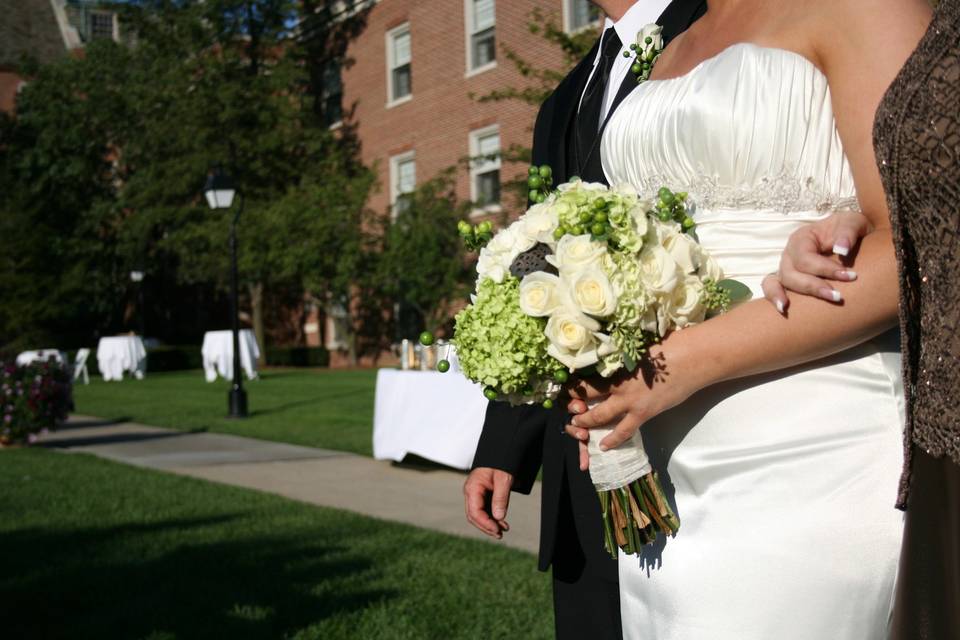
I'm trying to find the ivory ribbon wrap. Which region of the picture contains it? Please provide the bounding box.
[585,400,652,491]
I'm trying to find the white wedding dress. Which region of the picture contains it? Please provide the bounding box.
[601,43,905,639]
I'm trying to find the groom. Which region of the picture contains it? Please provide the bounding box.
[463,1,706,637]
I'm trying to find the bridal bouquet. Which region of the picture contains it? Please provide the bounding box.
[428,167,747,557]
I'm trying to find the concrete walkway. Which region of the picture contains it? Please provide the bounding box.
[40,416,541,554]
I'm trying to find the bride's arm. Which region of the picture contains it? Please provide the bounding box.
[566,0,932,452]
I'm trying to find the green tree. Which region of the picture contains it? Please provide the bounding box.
[377,169,472,338]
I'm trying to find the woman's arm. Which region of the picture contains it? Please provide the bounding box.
[566,0,931,452]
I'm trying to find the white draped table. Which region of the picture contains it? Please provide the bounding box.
[16,349,65,366]
[97,336,147,381]
[201,329,260,382]
[372,368,488,470]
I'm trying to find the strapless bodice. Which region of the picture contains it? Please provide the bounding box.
[602,43,859,292]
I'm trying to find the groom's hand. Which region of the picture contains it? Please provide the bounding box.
[464,467,513,539]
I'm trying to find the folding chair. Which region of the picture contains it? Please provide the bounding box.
[73,348,91,385]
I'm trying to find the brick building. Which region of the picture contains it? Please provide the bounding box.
[0,0,119,114]
[309,0,602,353]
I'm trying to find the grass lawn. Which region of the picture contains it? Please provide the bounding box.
[72,369,378,456]
[0,448,553,639]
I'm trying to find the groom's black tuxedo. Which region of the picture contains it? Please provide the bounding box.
[471,2,707,638]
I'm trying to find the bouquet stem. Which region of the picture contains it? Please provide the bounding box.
[597,471,679,559]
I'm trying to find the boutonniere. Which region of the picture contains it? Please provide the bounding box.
[624,23,664,83]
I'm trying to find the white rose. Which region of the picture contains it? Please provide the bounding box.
[519,272,561,317]
[698,252,723,282]
[476,248,509,283]
[637,23,663,53]
[638,245,679,294]
[545,311,612,372]
[629,204,650,240]
[663,231,702,274]
[547,234,607,272]
[640,308,659,334]
[521,203,559,246]
[665,275,706,330]
[648,217,682,244]
[567,266,617,318]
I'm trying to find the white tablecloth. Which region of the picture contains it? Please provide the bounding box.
[201,329,260,382]
[97,336,147,381]
[16,349,65,366]
[373,368,488,470]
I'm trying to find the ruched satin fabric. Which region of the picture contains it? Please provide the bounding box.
[601,44,906,639]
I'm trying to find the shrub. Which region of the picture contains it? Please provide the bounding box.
[265,346,330,368]
[0,360,72,446]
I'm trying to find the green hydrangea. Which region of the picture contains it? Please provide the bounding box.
[454,277,555,397]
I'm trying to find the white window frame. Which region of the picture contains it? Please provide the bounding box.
[563,0,602,34]
[385,23,412,107]
[464,0,497,77]
[389,150,416,219]
[469,125,502,216]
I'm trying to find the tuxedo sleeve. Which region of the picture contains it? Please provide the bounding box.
[472,401,546,495]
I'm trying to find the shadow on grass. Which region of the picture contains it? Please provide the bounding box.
[247,386,372,419]
[0,514,395,639]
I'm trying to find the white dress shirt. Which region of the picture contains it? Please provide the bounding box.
[580,0,673,126]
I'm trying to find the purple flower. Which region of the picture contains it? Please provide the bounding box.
[3,414,10,423]
[27,433,38,444]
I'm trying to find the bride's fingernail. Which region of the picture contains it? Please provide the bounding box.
[819,288,843,302]
[599,443,609,452]
[832,243,850,256]
[775,299,785,315]
[570,417,580,427]
[835,269,857,281]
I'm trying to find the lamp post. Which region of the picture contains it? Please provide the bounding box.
[129,270,145,337]
[204,168,248,418]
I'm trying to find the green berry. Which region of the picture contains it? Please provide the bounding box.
[682,217,695,229]
[437,359,450,373]
[645,36,653,44]
[578,210,593,223]
[591,223,606,236]
[553,369,569,383]
[553,227,566,240]
[629,43,638,51]
[592,198,607,211]
[478,221,492,233]
[571,225,585,236]
[658,211,671,222]
[622,50,631,58]
[419,331,435,346]
[658,187,672,199]
[528,166,539,175]
[483,387,498,401]
[535,192,546,204]
[631,63,642,75]
[529,189,540,202]
[527,175,543,189]
[593,211,608,223]
[538,165,552,178]
[457,220,471,234]
[542,399,554,410]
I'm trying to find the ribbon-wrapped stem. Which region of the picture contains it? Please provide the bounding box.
[586,401,679,558]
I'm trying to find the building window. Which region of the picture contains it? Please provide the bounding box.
[470,126,501,210]
[564,0,601,33]
[89,11,116,40]
[386,24,412,105]
[390,151,416,217]
[319,60,343,127]
[465,0,496,73]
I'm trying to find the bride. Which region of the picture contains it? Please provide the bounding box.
[564,0,932,638]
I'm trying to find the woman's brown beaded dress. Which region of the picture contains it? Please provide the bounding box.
[873,0,960,636]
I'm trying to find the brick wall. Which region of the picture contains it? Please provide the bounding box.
[341,0,588,217]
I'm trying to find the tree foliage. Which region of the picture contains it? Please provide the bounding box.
[0,0,377,354]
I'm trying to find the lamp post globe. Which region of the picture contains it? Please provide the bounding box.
[204,167,247,418]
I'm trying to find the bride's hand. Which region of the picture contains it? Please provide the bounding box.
[563,350,699,454]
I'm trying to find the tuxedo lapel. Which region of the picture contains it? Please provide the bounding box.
[583,0,708,172]
[547,39,600,182]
